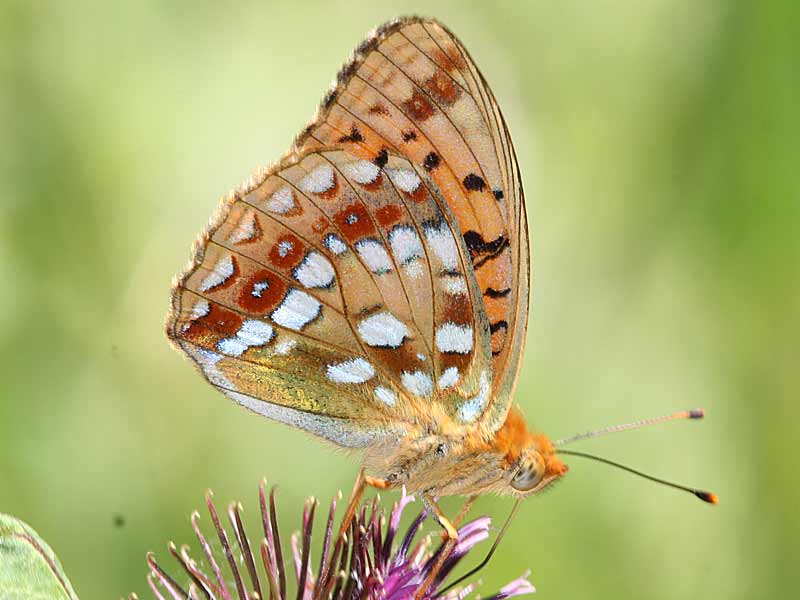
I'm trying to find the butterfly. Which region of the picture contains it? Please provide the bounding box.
[166,16,715,594]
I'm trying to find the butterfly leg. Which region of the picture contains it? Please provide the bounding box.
[454,494,478,526]
[415,493,459,600]
[338,468,391,538]
[440,494,477,540]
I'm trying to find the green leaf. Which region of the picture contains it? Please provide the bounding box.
[0,513,79,600]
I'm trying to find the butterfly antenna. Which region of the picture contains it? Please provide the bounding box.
[558,449,718,504]
[554,408,705,447]
[440,497,523,595]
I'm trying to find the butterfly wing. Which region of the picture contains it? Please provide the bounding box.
[167,148,494,447]
[295,17,529,432]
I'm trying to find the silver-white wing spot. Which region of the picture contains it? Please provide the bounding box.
[227,210,258,244]
[299,164,335,194]
[217,337,249,357]
[217,319,275,357]
[324,233,348,255]
[326,358,376,384]
[387,168,421,193]
[252,280,270,297]
[265,186,297,214]
[438,366,460,390]
[294,251,335,288]
[271,289,322,330]
[274,338,297,355]
[374,386,397,406]
[424,222,459,272]
[190,300,210,320]
[236,319,275,346]
[356,239,393,274]
[199,255,235,292]
[443,276,468,296]
[435,323,474,355]
[389,225,424,266]
[343,159,380,184]
[357,312,409,348]
[401,370,433,398]
[457,372,491,423]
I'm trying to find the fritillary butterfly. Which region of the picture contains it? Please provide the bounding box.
[166,17,715,593]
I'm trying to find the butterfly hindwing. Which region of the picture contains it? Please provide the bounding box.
[168,148,495,446]
[296,17,529,431]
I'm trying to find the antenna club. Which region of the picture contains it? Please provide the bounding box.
[695,491,719,504]
[687,408,706,420]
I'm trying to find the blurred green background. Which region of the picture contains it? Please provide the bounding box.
[1,1,798,598]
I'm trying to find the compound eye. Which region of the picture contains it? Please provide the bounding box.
[511,464,543,492]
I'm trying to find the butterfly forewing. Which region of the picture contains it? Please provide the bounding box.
[168,144,495,444]
[295,18,529,431]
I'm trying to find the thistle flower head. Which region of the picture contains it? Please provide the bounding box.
[132,482,535,600]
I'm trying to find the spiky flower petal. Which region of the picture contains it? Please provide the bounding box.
[133,482,535,600]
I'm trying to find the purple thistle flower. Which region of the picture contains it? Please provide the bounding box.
[131,482,535,600]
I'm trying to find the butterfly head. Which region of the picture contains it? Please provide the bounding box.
[492,408,568,496]
[509,436,568,495]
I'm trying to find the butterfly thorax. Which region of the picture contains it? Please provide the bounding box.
[362,407,568,497]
